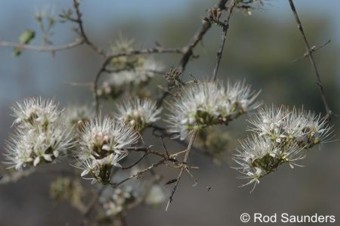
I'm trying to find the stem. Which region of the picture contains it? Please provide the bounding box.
[178,0,230,74]
[212,1,235,81]
[165,131,197,211]
[288,0,332,120]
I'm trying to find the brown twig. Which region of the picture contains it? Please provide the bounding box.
[177,0,230,74]
[72,0,106,57]
[288,0,332,121]
[212,1,236,81]
[112,159,166,187]
[165,131,197,211]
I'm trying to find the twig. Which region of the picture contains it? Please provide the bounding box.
[212,1,236,81]
[177,0,230,73]
[112,159,166,187]
[291,40,331,63]
[122,152,149,170]
[72,0,106,57]
[0,38,83,53]
[165,131,197,211]
[288,0,332,121]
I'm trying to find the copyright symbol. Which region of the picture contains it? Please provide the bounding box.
[240,213,251,223]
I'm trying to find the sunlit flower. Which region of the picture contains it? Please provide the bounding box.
[234,105,333,188]
[248,105,333,148]
[76,117,139,184]
[233,135,304,188]
[166,80,260,140]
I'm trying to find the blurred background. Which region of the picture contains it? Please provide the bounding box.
[0,0,339,225]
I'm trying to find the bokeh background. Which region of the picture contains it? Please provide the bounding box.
[0,0,339,225]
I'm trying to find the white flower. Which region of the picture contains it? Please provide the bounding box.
[5,124,73,170]
[233,135,304,187]
[5,97,73,169]
[101,186,136,216]
[11,97,60,130]
[115,98,161,131]
[226,81,261,115]
[98,57,163,98]
[166,80,260,140]
[234,105,333,188]
[76,117,139,184]
[248,105,333,148]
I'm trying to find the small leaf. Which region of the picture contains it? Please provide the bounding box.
[13,29,36,57]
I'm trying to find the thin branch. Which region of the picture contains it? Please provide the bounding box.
[0,38,83,53]
[72,0,106,57]
[291,39,331,63]
[212,1,236,81]
[121,152,149,170]
[123,146,175,160]
[112,159,166,187]
[288,0,332,120]
[177,0,230,74]
[165,131,197,211]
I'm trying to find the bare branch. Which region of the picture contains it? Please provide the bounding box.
[177,0,231,74]
[0,38,83,53]
[72,0,106,57]
[291,40,331,63]
[112,159,166,187]
[166,131,197,211]
[212,1,236,81]
[288,0,332,121]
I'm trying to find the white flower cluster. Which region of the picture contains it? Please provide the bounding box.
[98,59,162,99]
[5,98,73,169]
[115,98,161,131]
[101,186,136,216]
[100,184,165,217]
[234,105,333,187]
[97,37,163,99]
[77,117,139,184]
[167,80,260,140]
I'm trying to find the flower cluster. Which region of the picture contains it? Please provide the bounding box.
[76,117,139,184]
[115,98,161,131]
[5,98,73,169]
[97,37,163,99]
[101,186,137,216]
[100,184,165,217]
[234,105,333,187]
[166,80,260,140]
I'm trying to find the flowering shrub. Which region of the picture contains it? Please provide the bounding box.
[0,0,335,225]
